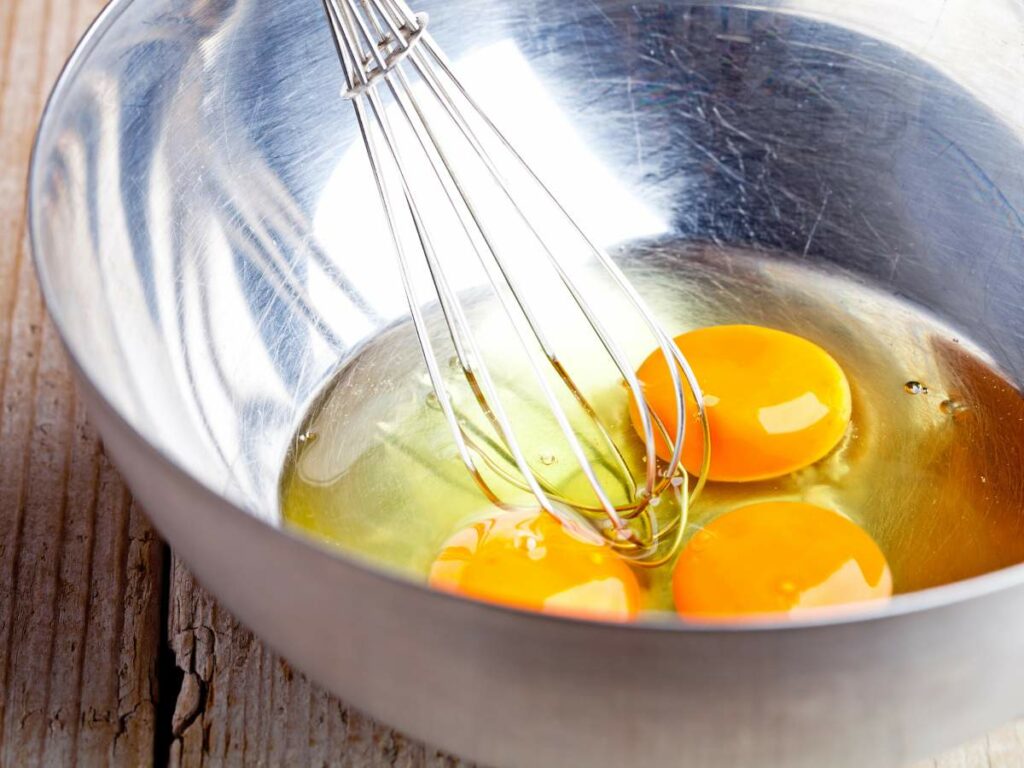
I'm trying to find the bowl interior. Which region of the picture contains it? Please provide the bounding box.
[31,0,1024,532]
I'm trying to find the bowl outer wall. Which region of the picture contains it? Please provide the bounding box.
[79,365,1024,767]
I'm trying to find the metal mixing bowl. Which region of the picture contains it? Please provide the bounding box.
[29,0,1024,765]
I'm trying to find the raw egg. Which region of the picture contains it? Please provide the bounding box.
[673,501,892,618]
[429,509,641,621]
[630,324,852,482]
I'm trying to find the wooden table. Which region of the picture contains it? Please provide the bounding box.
[1,1,1021,765]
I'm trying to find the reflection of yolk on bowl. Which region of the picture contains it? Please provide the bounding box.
[630,324,853,482]
[428,509,641,622]
[673,501,892,619]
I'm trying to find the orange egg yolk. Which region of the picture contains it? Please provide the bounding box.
[673,501,892,619]
[428,509,641,622]
[630,324,852,482]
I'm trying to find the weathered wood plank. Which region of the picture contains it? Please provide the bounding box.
[0,0,164,765]
[912,720,1024,768]
[165,557,467,768]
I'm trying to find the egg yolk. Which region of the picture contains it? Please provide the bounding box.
[673,501,892,619]
[428,509,641,622]
[630,324,852,482]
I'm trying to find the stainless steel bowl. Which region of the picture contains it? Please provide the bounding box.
[29,0,1024,765]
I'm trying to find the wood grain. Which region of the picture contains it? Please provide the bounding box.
[0,0,1020,765]
[914,723,1024,768]
[0,0,164,766]
[164,557,464,768]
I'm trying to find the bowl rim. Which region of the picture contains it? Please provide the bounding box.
[28,0,1024,635]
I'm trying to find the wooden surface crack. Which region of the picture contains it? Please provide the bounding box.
[157,559,468,768]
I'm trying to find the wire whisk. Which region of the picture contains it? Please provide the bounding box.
[319,0,711,563]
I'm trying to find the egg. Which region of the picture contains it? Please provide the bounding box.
[673,501,892,618]
[630,324,852,482]
[428,509,641,621]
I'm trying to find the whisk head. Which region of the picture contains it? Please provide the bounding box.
[320,0,710,563]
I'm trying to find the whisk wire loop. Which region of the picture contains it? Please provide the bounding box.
[320,0,711,560]
[329,0,585,532]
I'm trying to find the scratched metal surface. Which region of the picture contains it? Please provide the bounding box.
[30,0,1024,519]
